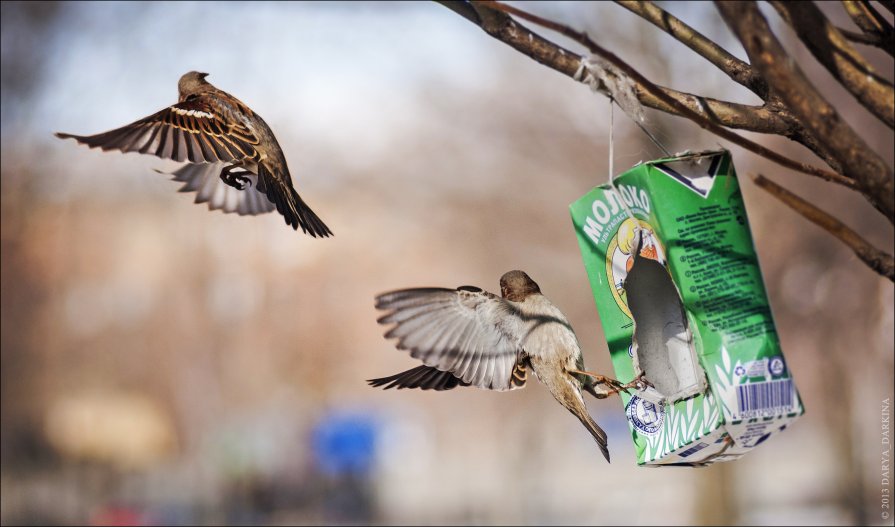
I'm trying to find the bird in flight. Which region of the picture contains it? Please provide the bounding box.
[369,270,647,462]
[56,71,332,237]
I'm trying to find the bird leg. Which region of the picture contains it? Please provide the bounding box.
[568,369,630,395]
[220,163,253,191]
[570,369,654,397]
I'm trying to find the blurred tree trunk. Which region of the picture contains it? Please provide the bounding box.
[821,338,868,525]
[695,462,737,525]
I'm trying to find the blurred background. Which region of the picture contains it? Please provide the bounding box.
[1,2,892,525]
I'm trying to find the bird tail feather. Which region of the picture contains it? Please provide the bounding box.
[256,162,333,238]
[571,407,610,463]
[292,188,333,238]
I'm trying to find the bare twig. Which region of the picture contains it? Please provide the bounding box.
[436,1,893,278]
[437,1,796,137]
[840,26,890,45]
[717,1,893,222]
[472,1,857,189]
[842,0,895,56]
[437,1,857,183]
[439,0,479,23]
[843,1,894,34]
[631,91,798,137]
[612,0,881,173]
[752,174,894,281]
[772,1,894,128]
[614,1,767,98]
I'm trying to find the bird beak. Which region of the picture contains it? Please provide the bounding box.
[199,72,209,79]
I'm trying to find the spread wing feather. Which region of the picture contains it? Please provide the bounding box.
[56,95,260,164]
[367,366,471,391]
[153,164,275,216]
[374,287,526,391]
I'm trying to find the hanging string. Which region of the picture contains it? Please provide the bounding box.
[573,56,680,268]
[633,118,672,158]
[576,56,673,158]
[578,56,673,248]
[608,96,614,185]
[606,97,639,227]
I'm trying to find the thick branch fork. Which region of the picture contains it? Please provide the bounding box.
[437,0,894,279]
[716,1,893,221]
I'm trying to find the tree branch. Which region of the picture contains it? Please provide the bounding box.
[438,1,860,184]
[840,27,895,56]
[437,2,794,136]
[610,0,860,174]
[842,1,895,56]
[843,1,894,34]
[436,1,893,278]
[772,1,894,128]
[752,174,894,281]
[630,90,795,137]
[716,1,893,221]
[840,26,891,44]
[614,1,768,98]
[438,0,481,24]
[456,1,857,189]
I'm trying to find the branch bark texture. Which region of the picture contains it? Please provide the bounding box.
[437,0,894,280]
[716,1,893,220]
[772,1,894,128]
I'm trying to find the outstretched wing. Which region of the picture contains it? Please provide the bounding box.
[56,95,260,163]
[154,163,275,216]
[375,286,526,391]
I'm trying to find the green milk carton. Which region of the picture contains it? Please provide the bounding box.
[569,150,803,466]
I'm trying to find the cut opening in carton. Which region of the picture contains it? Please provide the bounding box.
[625,234,706,403]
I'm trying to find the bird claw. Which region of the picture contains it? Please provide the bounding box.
[602,373,654,398]
[606,377,631,395]
[623,372,653,391]
[220,166,252,191]
[233,175,251,190]
[569,369,654,397]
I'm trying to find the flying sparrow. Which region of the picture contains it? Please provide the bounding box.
[369,270,644,462]
[56,71,331,237]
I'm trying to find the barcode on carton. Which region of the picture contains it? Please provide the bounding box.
[679,442,709,458]
[736,379,794,417]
